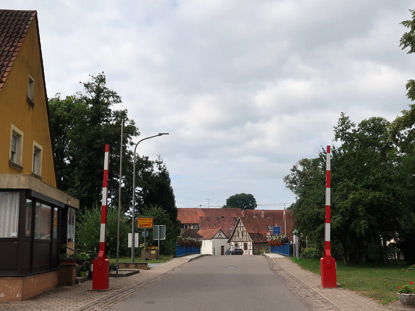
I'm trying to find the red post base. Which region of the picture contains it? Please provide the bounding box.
[320,256,337,288]
[92,258,110,290]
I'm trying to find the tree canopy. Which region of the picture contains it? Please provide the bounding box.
[284,9,415,264]
[49,73,178,255]
[223,193,257,210]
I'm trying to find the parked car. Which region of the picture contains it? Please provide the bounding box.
[225,247,244,255]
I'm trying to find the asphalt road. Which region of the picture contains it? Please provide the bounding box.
[109,255,308,311]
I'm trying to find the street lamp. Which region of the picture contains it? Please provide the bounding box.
[131,133,169,262]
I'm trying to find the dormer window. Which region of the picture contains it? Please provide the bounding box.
[27,75,34,106]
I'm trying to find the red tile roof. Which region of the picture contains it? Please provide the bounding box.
[177,208,294,241]
[199,216,238,238]
[197,228,226,240]
[181,229,202,239]
[0,10,36,91]
[177,208,242,224]
[177,208,201,224]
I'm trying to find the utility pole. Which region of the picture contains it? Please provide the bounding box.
[116,118,124,276]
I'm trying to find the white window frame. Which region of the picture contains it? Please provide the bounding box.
[27,74,34,105]
[0,192,20,238]
[68,208,76,242]
[32,141,43,177]
[10,125,24,167]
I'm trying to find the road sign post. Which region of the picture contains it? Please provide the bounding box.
[138,217,153,260]
[153,225,166,258]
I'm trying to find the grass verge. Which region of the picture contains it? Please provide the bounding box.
[109,255,174,264]
[291,257,414,305]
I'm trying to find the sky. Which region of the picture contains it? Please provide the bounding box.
[4,1,415,209]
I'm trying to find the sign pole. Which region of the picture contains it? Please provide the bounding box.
[158,225,160,259]
[320,145,337,288]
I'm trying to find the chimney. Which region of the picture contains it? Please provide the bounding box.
[242,209,245,218]
[262,209,264,218]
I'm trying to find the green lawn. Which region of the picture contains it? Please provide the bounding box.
[109,255,174,264]
[291,257,415,305]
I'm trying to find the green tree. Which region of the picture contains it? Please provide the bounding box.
[49,73,138,211]
[141,205,180,255]
[283,156,325,254]
[388,9,415,263]
[223,193,257,209]
[135,156,177,223]
[76,206,130,257]
[50,73,180,255]
[333,115,399,263]
[285,114,399,264]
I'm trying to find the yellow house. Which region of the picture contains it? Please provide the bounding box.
[0,10,79,301]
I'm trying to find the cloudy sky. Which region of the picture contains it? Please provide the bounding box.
[4,1,415,209]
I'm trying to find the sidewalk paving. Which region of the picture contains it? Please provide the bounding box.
[0,254,201,311]
[0,253,411,311]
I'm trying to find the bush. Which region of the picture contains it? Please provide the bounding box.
[301,248,321,259]
[76,206,130,257]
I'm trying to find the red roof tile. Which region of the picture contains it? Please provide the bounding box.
[177,208,242,224]
[177,208,201,224]
[199,216,238,238]
[0,10,36,91]
[181,229,202,239]
[197,228,226,240]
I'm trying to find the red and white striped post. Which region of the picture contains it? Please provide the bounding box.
[320,145,337,288]
[93,144,110,290]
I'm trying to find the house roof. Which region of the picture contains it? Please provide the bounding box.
[0,10,36,91]
[199,216,238,238]
[197,228,227,240]
[181,229,202,240]
[230,214,294,243]
[177,208,242,224]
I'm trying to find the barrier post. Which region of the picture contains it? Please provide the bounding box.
[320,145,337,288]
[93,144,110,290]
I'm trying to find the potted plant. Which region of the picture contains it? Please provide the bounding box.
[60,253,77,265]
[398,282,415,306]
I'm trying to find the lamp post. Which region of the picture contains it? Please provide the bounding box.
[131,133,169,262]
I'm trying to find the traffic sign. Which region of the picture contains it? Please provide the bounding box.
[138,217,153,228]
[273,226,281,235]
[153,225,166,240]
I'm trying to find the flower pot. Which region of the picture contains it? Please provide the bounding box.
[398,293,415,306]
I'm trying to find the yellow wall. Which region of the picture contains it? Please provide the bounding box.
[0,18,56,187]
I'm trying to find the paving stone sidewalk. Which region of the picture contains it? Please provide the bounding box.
[0,255,199,311]
[265,253,412,311]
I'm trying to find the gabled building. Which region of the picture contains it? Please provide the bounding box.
[198,228,229,256]
[0,10,79,301]
[228,217,274,255]
[228,210,293,255]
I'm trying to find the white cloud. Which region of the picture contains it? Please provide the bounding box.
[4,0,414,208]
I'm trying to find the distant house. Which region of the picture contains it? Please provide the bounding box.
[177,207,242,232]
[228,217,275,255]
[0,10,79,301]
[198,228,229,256]
[177,207,294,256]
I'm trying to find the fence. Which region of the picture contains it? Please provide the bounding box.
[270,243,290,256]
[175,246,201,257]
